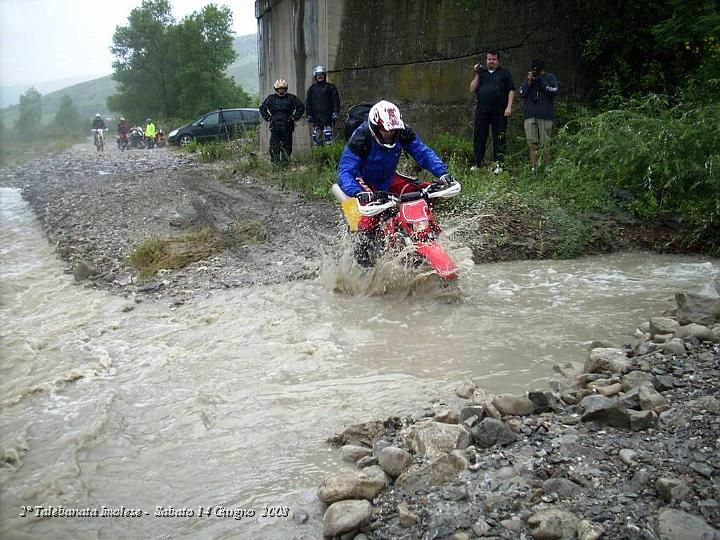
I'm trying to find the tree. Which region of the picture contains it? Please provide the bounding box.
[15,87,42,140]
[168,4,249,118]
[108,0,248,120]
[54,94,84,135]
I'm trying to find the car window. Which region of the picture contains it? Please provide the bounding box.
[190,116,204,127]
[203,112,220,126]
[221,110,240,123]
[240,110,260,121]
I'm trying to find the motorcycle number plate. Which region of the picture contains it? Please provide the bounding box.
[400,200,430,223]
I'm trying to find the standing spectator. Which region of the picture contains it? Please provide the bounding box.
[306,65,340,147]
[518,59,559,172]
[469,50,515,173]
[260,79,305,165]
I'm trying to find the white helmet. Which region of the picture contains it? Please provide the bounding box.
[95,113,101,118]
[368,100,404,148]
[312,65,327,79]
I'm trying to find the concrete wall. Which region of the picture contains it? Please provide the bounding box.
[257,0,588,153]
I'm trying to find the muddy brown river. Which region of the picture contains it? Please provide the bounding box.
[2,186,719,539]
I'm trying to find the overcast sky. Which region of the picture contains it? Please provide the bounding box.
[0,0,257,88]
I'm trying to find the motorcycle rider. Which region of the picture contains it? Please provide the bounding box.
[259,79,305,165]
[91,113,106,130]
[337,100,455,266]
[117,116,129,141]
[306,65,340,147]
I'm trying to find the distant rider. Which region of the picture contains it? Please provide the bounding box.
[337,100,455,265]
[306,65,340,147]
[117,117,129,139]
[91,113,106,130]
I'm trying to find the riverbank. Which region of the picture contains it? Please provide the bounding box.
[318,293,720,539]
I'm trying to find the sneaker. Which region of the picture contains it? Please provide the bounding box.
[470,165,480,171]
[492,164,503,174]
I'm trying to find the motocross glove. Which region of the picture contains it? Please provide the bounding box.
[436,173,454,187]
[356,191,375,205]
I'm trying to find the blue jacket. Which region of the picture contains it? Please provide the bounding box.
[338,123,447,197]
[518,72,559,120]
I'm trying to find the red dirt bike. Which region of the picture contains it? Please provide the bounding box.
[332,179,461,280]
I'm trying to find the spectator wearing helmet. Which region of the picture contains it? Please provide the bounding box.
[305,65,340,147]
[259,79,305,165]
[144,118,156,141]
[91,113,106,130]
[337,100,455,266]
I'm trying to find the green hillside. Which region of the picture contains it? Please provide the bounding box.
[0,35,258,127]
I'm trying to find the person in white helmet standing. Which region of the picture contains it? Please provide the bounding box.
[305,65,340,147]
[259,79,305,165]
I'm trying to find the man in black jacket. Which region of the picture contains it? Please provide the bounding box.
[306,65,340,147]
[518,59,559,172]
[469,50,515,173]
[259,79,305,165]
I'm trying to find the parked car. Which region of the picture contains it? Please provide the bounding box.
[167,108,261,146]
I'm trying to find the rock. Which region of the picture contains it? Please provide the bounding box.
[459,406,485,424]
[656,508,720,540]
[676,282,720,326]
[579,395,630,428]
[396,451,468,493]
[542,478,583,498]
[628,409,657,430]
[328,420,385,448]
[619,448,638,466]
[656,477,693,503]
[434,408,459,424]
[527,508,580,540]
[639,385,669,412]
[676,323,717,342]
[621,370,656,391]
[595,382,623,397]
[292,509,309,525]
[323,499,371,538]
[377,446,412,478]
[472,517,491,536]
[492,394,536,416]
[397,502,419,528]
[577,519,605,540]
[317,467,387,504]
[455,382,476,398]
[469,418,518,448]
[584,347,632,374]
[402,419,470,459]
[528,390,562,413]
[340,445,372,463]
[660,338,687,356]
[650,317,680,337]
[73,260,98,281]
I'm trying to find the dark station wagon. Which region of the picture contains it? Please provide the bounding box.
[167,108,261,145]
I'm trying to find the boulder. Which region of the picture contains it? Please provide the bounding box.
[584,348,632,374]
[676,282,720,326]
[527,508,580,540]
[492,394,536,416]
[621,371,656,391]
[656,477,693,503]
[396,451,468,493]
[377,446,412,478]
[657,508,720,540]
[323,499,371,538]
[340,445,372,463]
[317,466,387,504]
[469,417,518,448]
[528,390,562,413]
[579,395,630,428]
[328,420,385,448]
[675,323,717,342]
[650,317,680,337]
[402,419,470,459]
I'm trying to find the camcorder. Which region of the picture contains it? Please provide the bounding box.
[531,66,541,76]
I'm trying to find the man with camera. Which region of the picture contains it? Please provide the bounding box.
[469,49,515,173]
[518,59,559,172]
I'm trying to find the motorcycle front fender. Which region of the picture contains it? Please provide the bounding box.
[415,241,458,280]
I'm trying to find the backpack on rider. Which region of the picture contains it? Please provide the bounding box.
[343,103,373,141]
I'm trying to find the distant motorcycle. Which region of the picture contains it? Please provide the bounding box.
[128,127,146,149]
[117,133,129,151]
[91,128,106,152]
